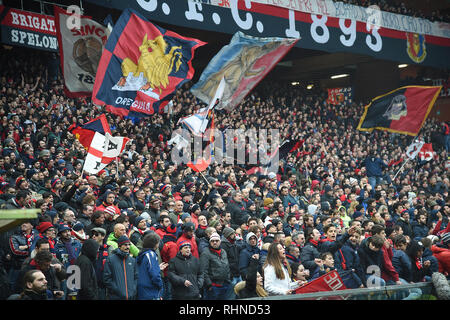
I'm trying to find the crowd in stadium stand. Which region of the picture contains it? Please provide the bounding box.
[339,0,450,23]
[0,46,449,300]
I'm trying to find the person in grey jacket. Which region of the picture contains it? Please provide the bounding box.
[168,241,203,300]
[103,235,137,300]
[200,232,231,300]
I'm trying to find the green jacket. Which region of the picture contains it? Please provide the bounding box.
[106,232,140,257]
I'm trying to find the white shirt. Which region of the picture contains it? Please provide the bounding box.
[263,264,294,296]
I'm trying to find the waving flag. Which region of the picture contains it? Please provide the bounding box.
[54,5,110,97]
[327,87,353,105]
[68,114,111,149]
[357,86,442,136]
[103,132,131,158]
[92,8,206,118]
[295,270,347,299]
[419,143,435,161]
[82,132,108,174]
[187,114,215,173]
[191,31,298,111]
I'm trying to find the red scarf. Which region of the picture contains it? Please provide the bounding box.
[415,258,422,270]
[209,247,222,257]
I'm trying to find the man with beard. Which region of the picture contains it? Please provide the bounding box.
[8,270,48,300]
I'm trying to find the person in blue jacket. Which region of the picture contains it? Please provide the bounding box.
[363,151,388,190]
[103,235,138,300]
[136,232,168,300]
[239,232,260,279]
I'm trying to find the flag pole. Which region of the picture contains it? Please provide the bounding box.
[392,158,409,181]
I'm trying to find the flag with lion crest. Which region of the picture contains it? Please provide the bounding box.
[92,8,205,118]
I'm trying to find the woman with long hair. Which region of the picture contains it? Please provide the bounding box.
[263,243,300,295]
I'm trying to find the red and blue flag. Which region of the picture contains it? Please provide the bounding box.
[92,8,206,118]
[68,114,111,149]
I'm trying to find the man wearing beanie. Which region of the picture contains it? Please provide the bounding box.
[200,232,231,300]
[220,227,241,299]
[129,215,150,249]
[239,232,261,279]
[103,235,137,300]
[167,240,203,300]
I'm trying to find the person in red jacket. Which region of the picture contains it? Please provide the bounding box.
[431,233,450,276]
[176,222,199,258]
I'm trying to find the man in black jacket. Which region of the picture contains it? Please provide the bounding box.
[8,270,48,300]
[167,242,203,300]
[75,239,100,300]
[220,227,241,299]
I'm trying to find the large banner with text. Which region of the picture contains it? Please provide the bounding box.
[86,0,450,69]
[0,6,58,52]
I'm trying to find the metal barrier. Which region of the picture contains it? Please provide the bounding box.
[243,281,444,300]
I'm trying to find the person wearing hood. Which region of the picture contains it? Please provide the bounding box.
[239,232,261,279]
[167,241,203,300]
[103,235,138,300]
[234,253,268,299]
[75,239,100,300]
[406,240,432,283]
[137,233,168,300]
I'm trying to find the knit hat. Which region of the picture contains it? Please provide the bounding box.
[140,212,151,221]
[181,213,191,221]
[324,184,332,193]
[117,235,130,246]
[263,198,274,207]
[223,227,235,239]
[72,221,84,232]
[51,178,61,188]
[441,232,450,246]
[182,222,195,232]
[36,222,54,233]
[208,219,220,228]
[103,206,117,217]
[15,176,26,188]
[209,232,221,242]
[134,216,145,226]
[353,211,363,219]
[190,204,200,213]
[160,184,171,193]
[26,169,38,180]
[178,240,191,250]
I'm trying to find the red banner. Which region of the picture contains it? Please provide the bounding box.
[419,143,435,161]
[295,270,347,299]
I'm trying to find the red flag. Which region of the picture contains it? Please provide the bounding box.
[187,113,214,172]
[295,270,347,299]
[419,143,434,161]
[68,114,111,149]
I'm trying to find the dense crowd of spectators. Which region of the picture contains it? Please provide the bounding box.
[339,0,450,23]
[0,45,449,301]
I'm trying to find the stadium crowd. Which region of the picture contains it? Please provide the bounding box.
[0,45,449,300]
[339,0,450,23]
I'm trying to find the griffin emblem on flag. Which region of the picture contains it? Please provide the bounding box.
[383,94,407,121]
[113,34,182,98]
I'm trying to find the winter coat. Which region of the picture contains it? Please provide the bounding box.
[168,252,203,300]
[239,243,261,279]
[411,222,429,240]
[263,263,294,296]
[227,200,249,229]
[75,239,99,300]
[392,249,412,282]
[300,240,321,274]
[103,248,138,300]
[221,237,241,278]
[395,218,413,237]
[235,257,264,299]
[54,237,82,269]
[136,248,163,300]
[9,231,37,269]
[200,246,231,289]
[431,245,450,275]
[364,157,387,177]
[357,240,383,280]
